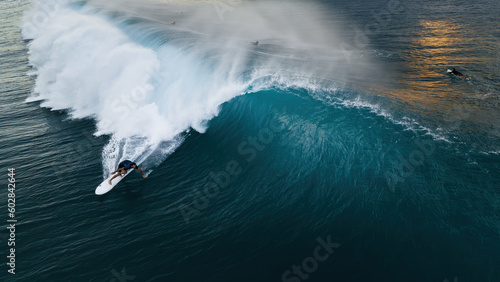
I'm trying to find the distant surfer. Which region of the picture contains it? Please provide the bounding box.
[251,40,259,46]
[109,160,146,184]
[449,68,464,77]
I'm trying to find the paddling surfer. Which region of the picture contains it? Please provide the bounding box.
[450,68,464,77]
[109,160,146,184]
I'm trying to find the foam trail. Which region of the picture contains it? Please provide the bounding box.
[102,136,184,176]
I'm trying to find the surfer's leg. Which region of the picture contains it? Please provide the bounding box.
[109,173,119,184]
[111,167,125,175]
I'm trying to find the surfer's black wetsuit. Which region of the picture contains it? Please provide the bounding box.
[451,68,464,77]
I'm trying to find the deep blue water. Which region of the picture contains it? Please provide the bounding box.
[1,0,499,281]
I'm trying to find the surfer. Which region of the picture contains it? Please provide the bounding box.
[450,68,464,77]
[109,160,146,184]
[251,40,259,46]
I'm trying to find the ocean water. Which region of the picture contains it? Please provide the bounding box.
[1,0,499,281]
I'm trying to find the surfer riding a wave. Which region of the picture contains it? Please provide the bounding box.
[109,160,147,184]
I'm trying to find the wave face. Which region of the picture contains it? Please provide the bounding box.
[21,0,376,173]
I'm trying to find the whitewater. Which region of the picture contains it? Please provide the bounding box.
[21,0,382,175]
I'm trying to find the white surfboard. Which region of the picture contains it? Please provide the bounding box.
[95,169,134,195]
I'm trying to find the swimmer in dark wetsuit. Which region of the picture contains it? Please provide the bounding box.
[109,160,146,184]
[450,68,464,77]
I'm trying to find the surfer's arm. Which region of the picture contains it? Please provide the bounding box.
[136,167,147,178]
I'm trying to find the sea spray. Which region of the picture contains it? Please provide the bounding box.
[22,0,372,173]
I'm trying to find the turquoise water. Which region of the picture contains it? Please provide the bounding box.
[1,0,500,281]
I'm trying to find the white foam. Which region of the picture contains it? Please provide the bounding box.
[22,0,374,173]
[22,1,253,171]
